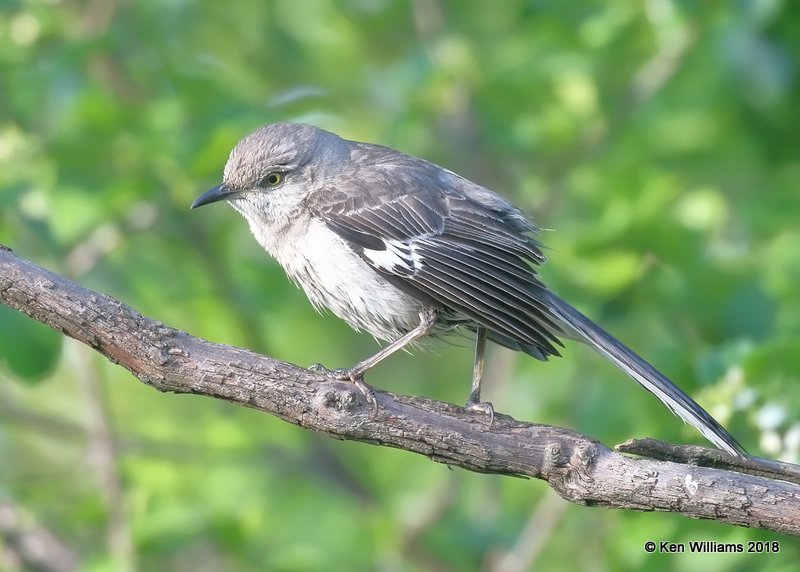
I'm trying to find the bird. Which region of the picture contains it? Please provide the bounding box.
[191,121,746,458]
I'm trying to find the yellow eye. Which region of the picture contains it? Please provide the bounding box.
[261,172,283,187]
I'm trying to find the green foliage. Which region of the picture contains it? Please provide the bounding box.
[0,305,61,381]
[1,0,799,569]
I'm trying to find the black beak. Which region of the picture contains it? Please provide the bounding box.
[191,184,234,209]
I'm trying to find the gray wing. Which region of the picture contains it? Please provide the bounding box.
[306,180,566,359]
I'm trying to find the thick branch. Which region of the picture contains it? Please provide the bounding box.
[1,245,798,535]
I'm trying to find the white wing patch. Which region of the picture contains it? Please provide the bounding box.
[362,238,422,276]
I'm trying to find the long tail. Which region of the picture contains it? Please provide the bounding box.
[542,290,746,458]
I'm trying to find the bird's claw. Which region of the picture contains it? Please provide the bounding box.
[308,363,359,380]
[332,368,357,380]
[308,364,378,414]
[309,363,331,374]
[352,378,378,414]
[465,392,495,426]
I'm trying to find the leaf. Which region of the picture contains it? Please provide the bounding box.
[0,305,62,382]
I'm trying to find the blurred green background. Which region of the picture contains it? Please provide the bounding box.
[1,0,799,570]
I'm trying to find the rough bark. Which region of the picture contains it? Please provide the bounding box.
[1,245,798,536]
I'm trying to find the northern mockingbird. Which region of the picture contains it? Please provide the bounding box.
[191,121,746,457]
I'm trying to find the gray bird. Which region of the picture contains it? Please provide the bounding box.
[191,121,746,458]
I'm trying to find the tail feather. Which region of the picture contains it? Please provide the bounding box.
[543,291,746,458]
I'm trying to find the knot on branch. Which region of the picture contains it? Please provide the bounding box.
[313,384,371,416]
[542,440,601,502]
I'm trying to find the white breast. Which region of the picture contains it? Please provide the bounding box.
[247,214,427,340]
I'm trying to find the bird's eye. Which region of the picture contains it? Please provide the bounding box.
[261,172,283,187]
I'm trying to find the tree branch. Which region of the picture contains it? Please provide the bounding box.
[1,244,798,536]
[0,500,79,572]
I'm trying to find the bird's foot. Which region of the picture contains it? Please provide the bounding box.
[308,364,378,414]
[309,363,349,379]
[465,390,495,426]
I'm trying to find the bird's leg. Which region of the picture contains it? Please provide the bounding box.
[310,309,438,407]
[339,309,438,379]
[465,325,494,423]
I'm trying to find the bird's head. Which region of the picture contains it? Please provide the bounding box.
[191,122,346,221]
